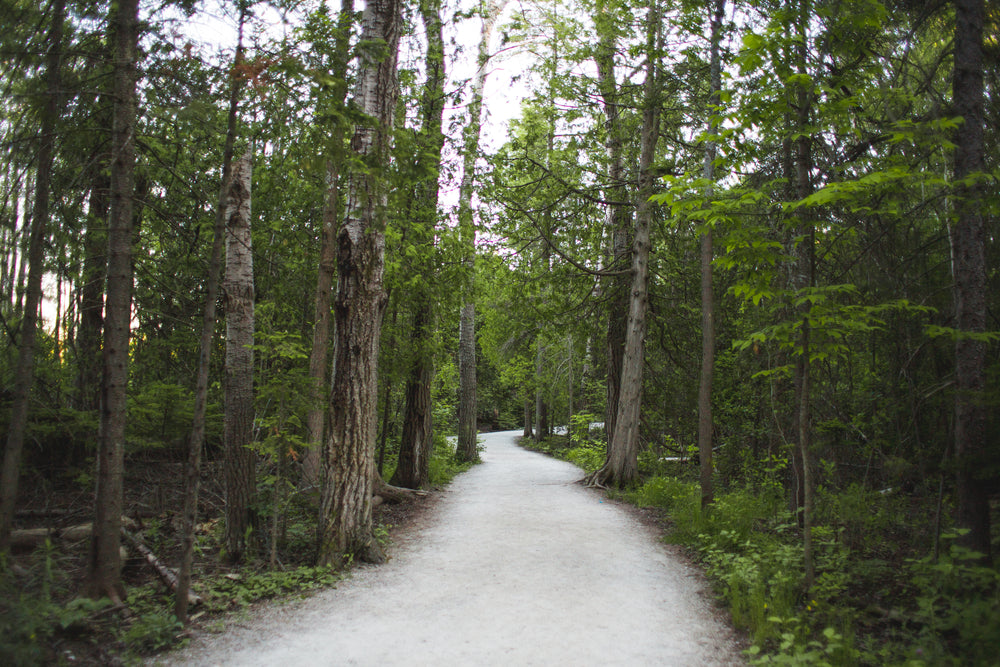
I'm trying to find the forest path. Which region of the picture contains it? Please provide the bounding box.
[155,430,744,666]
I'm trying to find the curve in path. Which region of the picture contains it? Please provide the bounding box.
[157,431,745,666]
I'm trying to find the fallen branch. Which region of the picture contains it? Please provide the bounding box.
[373,478,429,504]
[120,527,201,607]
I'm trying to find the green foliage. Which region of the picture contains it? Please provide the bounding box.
[200,566,343,612]
[429,439,476,486]
[0,550,112,665]
[119,611,184,654]
[902,540,1000,666]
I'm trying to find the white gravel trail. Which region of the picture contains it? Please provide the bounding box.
[156,430,745,666]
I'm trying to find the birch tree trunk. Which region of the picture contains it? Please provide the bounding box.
[589,0,661,488]
[223,151,256,564]
[175,14,247,622]
[951,0,990,561]
[88,0,138,602]
[0,0,66,551]
[317,0,403,566]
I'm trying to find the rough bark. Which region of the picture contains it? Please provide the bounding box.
[77,166,108,412]
[317,0,403,567]
[589,1,661,488]
[88,0,138,603]
[302,0,356,489]
[951,0,990,561]
[223,151,256,563]
[455,0,508,464]
[594,0,630,451]
[0,0,65,552]
[393,0,447,488]
[698,0,724,510]
[175,14,246,623]
[533,341,545,442]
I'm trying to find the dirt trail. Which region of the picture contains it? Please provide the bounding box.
[156,431,745,666]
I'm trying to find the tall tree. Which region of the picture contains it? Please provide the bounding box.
[589,0,661,488]
[223,150,256,563]
[697,0,724,509]
[456,0,508,463]
[175,9,248,622]
[950,0,990,561]
[392,0,447,489]
[302,0,356,489]
[593,0,630,451]
[88,0,139,602]
[0,0,66,551]
[317,0,403,566]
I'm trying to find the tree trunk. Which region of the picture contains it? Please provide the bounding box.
[951,0,990,561]
[522,397,533,438]
[302,0,356,489]
[393,304,435,488]
[175,14,247,622]
[698,0,724,510]
[455,0,508,464]
[88,0,138,603]
[533,341,544,442]
[223,151,256,563]
[593,0,630,453]
[589,1,661,488]
[317,0,403,567]
[792,0,815,589]
[393,0,446,488]
[0,0,66,552]
[77,166,107,412]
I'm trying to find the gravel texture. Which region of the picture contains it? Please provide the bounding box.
[154,430,745,666]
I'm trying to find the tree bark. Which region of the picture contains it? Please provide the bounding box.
[77,165,108,412]
[792,0,815,589]
[951,0,989,561]
[302,0,356,489]
[698,0,724,510]
[393,0,447,488]
[589,0,661,488]
[223,151,256,563]
[0,0,66,552]
[176,13,247,623]
[593,0,630,452]
[317,0,403,566]
[88,0,138,603]
[455,0,508,464]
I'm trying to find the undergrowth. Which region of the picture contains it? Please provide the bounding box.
[627,475,1000,666]
[4,437,474,664]
[519,427,999,666]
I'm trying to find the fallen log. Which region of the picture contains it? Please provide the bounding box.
[15,509,75,519]
[120,528,201,607]
[373,478,429,504]
[8,527,57,549]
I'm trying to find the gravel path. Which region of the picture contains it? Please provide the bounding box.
[155,430,745,666]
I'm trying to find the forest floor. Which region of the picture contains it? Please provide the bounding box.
[150,430,746,666]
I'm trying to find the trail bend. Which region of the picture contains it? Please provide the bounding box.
[155,430,744,666]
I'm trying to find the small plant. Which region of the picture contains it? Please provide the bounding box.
[120,611,184,653]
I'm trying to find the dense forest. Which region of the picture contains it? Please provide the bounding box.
[1,0,997,663]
